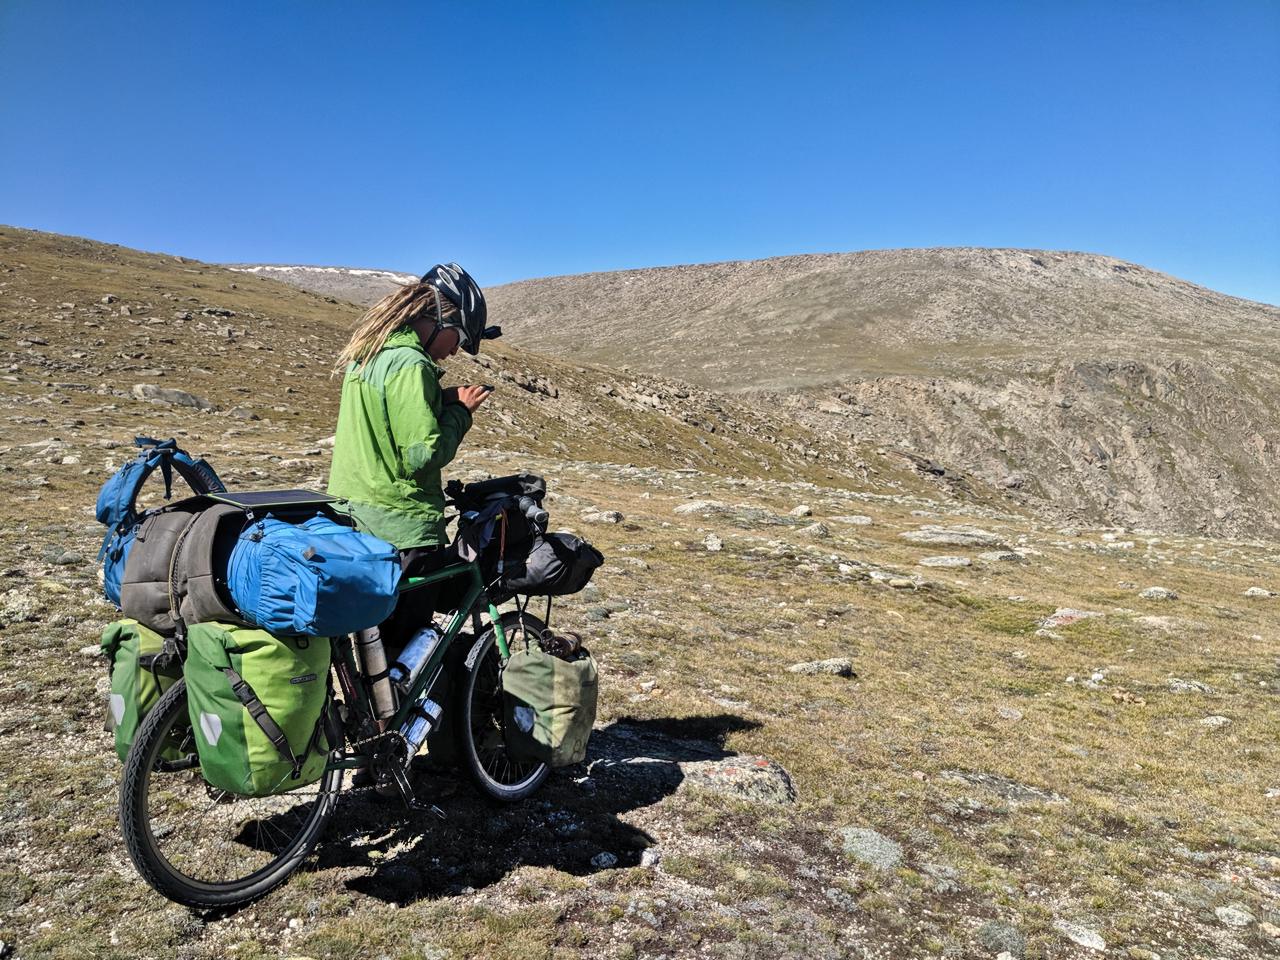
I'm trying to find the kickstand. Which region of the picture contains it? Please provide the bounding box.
[389,760,446,820]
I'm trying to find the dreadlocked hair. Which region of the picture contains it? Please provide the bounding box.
[332,281,458,376]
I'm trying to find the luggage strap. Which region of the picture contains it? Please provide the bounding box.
[223,667,303,778]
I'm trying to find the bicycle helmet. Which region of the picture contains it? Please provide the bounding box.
[420,262,500,355]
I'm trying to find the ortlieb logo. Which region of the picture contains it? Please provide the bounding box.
[289,673,317,685]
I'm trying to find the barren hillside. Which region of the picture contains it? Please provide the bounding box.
[486,249,1280,537]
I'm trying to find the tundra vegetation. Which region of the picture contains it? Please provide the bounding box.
[0,226,1277,958]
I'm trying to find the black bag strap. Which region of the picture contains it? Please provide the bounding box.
[223,666,302,777]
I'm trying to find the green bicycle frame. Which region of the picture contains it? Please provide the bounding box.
[329,559,510,768]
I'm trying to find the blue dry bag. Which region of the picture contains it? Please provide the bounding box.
[227,514,401,637]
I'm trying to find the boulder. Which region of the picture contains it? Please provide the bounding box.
[131,383,214,411]
[788,658,855,678]
[679,756,796,805]
[918,555,971,568]
[1139,586,1178,600]
[900,525,1005,547]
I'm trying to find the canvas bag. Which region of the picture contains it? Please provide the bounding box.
[501,636,598,767]
[183,623,332,796]
[100,618,183,763]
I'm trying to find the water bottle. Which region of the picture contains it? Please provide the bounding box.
[389,625,442,694]
[401,697,444,756]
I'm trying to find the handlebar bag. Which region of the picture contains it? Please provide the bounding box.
[227,514,400,637]
[500,532,604,597]
[100,618,183,763]
[184,622,332,796]
[500,640,598,766]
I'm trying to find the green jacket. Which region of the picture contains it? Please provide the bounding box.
[326,328,472,549]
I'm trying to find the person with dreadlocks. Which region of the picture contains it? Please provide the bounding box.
[328,263,499,650]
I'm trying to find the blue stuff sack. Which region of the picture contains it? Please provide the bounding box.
[96,437,225,607]
[227,514,401,636]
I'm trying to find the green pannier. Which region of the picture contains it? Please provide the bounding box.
[183,622,332,796]
[501,640,598,767]
[101,618,182,763]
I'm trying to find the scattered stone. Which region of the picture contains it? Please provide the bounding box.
[900,525,1005,547]
[100,294,117,303]
[997,705,1023,721]
[1168,678,1214,694]
[317,435,336,448]
[942,770,1068,805]
[1052,919,1106,951]
[979,550,1026,563]
[799,522,830,539]
[590,851,618,869]
[918,555,971,568]
[887,577,915,589]
[703,534,723,552]
[1139,586,1178,601]
[837,827,903,871]
[1244,586,1275,598]
[977,919,1026,958]
[788,658,855,678]
[1041,608,1102,629]
[674,499,724,515]
[131,383,214,410]
[640,847,662,868]
[832,514,874,525]
[227,406,260,421]
[1214,903,1254,928]
[789,505,812,518]
[77,644,101,658]
[0,590,41,625]
[1199,715,1231,728]
[582,510,623,524]
[679,756,796,805]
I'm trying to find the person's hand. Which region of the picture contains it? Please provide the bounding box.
[447,384,492,413]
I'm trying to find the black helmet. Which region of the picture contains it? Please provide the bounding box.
[420,262,500,356]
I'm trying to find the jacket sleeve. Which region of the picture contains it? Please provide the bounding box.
[383,363,472,479]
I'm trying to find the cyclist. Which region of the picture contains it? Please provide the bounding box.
[327,263,495,649]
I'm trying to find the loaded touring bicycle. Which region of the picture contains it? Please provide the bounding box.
[99,440,603,908]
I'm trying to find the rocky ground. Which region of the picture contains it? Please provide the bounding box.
[0,228,1278,959]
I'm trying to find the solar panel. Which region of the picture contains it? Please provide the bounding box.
[207,489,340,509]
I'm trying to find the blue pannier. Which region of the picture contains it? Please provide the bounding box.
[227,514,401,637]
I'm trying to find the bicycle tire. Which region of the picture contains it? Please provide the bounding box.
[456,611,550,802]
[120,679,342,908]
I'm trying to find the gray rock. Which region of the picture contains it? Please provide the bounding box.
[1052,919,1106,950]
[799,522,830,538]
[832,514,874,525]
[0,590,41,625]
[679,755,796,805]
[900,525,1004,547]
[317,435,337,448]
[227,406,260,421]
[1199,715,1231,728]
[703,534,723,552]
[1214,903,1254,927]
[838,827,903,871]
[1168,677,1214,694]
[1041,607,1102,629]
[131,383,214,411]
[977,919,1026,958]
[918,555,971,568]
[1139,586,1178,600]
[789,505,812,517]
[674,499,724,515]
[788,658,855,678]
[640,847,662,868]
[1244,586,1275,598]
[590,851,618,869]
[979,550,1026,563]
[582,510,623,524]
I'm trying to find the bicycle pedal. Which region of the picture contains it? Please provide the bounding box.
[388,760,446,819]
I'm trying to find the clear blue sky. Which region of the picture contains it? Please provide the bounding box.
[2,1,1277,303]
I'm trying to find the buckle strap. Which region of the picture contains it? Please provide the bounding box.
[223,667,302,777]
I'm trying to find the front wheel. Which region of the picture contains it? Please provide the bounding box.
[456,611,550,802]
[119,680,342,908]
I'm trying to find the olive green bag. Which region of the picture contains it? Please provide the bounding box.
[101,619,182,763]
[501,638,598,767]
[183,623,332,796]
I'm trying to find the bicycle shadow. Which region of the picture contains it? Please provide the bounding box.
[325,713,761,906]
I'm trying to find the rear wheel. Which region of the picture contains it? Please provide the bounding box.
[457,611,550,802]
[119,680,342,908]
